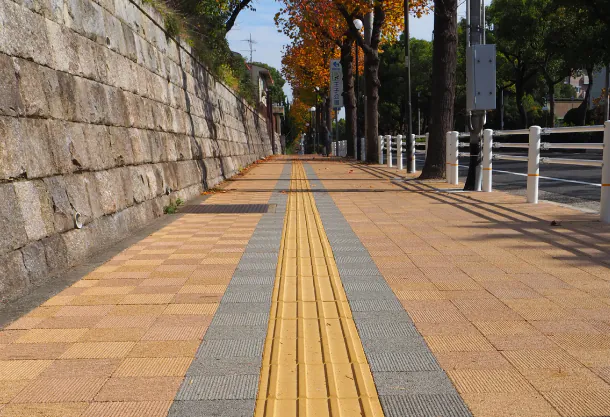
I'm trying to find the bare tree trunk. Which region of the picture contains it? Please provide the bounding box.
[516,78,528,128]
[341,38,357,158]
[420,0,458,179]
[364,50,380,163]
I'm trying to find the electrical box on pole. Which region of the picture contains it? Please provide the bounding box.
[466,45,497,111]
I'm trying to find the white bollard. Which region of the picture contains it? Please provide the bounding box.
[360,137,366,161]
[386,135,393,168]
[409,134,417,173]
[601,121,610,223]
[378,136,384,165]
[483,129,493,192]
[396,135,403,170]
[450,131,459,185]
[527,126,541,204]
[446,132,452,184]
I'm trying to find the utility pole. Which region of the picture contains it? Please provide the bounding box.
[464,0,485,191]
[405,1,415,173]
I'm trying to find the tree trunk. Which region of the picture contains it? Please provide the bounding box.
[364,50,380,163]
[544,75,557,127]
[341,38,357,158]
[420,0,458,179]
[516,77,528,128]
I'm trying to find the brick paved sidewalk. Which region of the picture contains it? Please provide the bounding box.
[310,159,610,417]
[1,157,609,417]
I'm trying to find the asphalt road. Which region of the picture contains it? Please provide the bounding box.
[414,152,603,213]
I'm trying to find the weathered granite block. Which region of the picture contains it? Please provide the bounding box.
[14,180,54,241]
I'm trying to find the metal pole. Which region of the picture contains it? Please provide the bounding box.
[335,110,339,156]
[601,121,610,223]
[405,0,415,173]
[527,126,541,204]
[605,65,610,122]
[482,129,493,192]
[387,135,393,168]
[378,136,384,165]
[451,131,459,185]
[356,48,360,160]
[464,0,485,191]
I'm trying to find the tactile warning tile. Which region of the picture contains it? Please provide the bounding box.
[180,204,273,214]
[254,162,384,417]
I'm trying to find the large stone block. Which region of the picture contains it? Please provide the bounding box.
[14,57,50,117]
[105,87,130,126]
[43,176,75,233]
[64,174,94,224]
[0,251,29,300]
[21,241,49,286]
[64,0,105,42]
[129,128,152,164]
[42,230,68,273]
[22,118,58,179]
[0,54,23,116]
[108,127,134,166]
[75,77,108,123]
[56,72,79,121]
[94,169,126,214]
[45,20,77,74]
[0,116,27,180]
[14,180,54,241]
[84,124,113,170]
[0,0,51,66]
[0,184,28,255]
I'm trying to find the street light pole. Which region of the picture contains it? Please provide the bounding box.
[405,1,415,173]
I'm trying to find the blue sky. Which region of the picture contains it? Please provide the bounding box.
[227,1,466,102]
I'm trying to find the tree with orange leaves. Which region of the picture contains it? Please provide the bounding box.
[277,0,364,157]
[335,0,429,162]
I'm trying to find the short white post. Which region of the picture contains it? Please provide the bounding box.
[601,121,610,223]
[360,137,366,161]
[527,126,541,204]
[446,132,452,184]
[409,134,417,173]
[483,129,493,192]
[396,135,403,170]
[424,133,430,159]
[378,136,384,165]
[386,135,393,168]
[450,131,459,185]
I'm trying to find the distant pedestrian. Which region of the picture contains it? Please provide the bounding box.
[323,125,331,156]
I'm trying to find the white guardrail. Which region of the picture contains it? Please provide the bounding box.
[332,140,348,157]
[378,134,429,172]
[445,123,609,223]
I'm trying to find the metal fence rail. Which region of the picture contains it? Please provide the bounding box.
[446,123,609,223]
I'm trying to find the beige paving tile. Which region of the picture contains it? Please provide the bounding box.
[60,342,135,359]
[81,401,172,417]
[40,359,121,378]
[0,343,69,360]
[520,367,610,391]
[94,377,182,401]
[12,378,107,403]
[462,392,560,417]
[0,361,53,381]
[503,350,583,370]
[0,402,88,416]
[80,328,147,342]
[113,357,192,377]
[543,390,610,416]
[127,341,200,358]
[0,380,29,404]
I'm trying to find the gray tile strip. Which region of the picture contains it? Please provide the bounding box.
[303,163,472,417]
[168,162,291,417]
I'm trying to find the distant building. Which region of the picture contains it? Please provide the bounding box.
[247,64,274,107]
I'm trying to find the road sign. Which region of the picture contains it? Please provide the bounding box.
[330,59,343,109]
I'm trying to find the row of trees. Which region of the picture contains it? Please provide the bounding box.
[278,0,610,178]
[276,0,428,162]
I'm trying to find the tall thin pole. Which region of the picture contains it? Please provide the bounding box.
[605,64,610,121]
[405,0,414,173]
[355,48,360,159]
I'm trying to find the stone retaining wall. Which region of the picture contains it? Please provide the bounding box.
[0,0,277,300]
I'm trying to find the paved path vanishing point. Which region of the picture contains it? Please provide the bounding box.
[1,156,609,417]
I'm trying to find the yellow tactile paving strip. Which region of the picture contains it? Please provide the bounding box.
[310,160,610,417]
[254,162,383,417]
[0,161,284,416]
